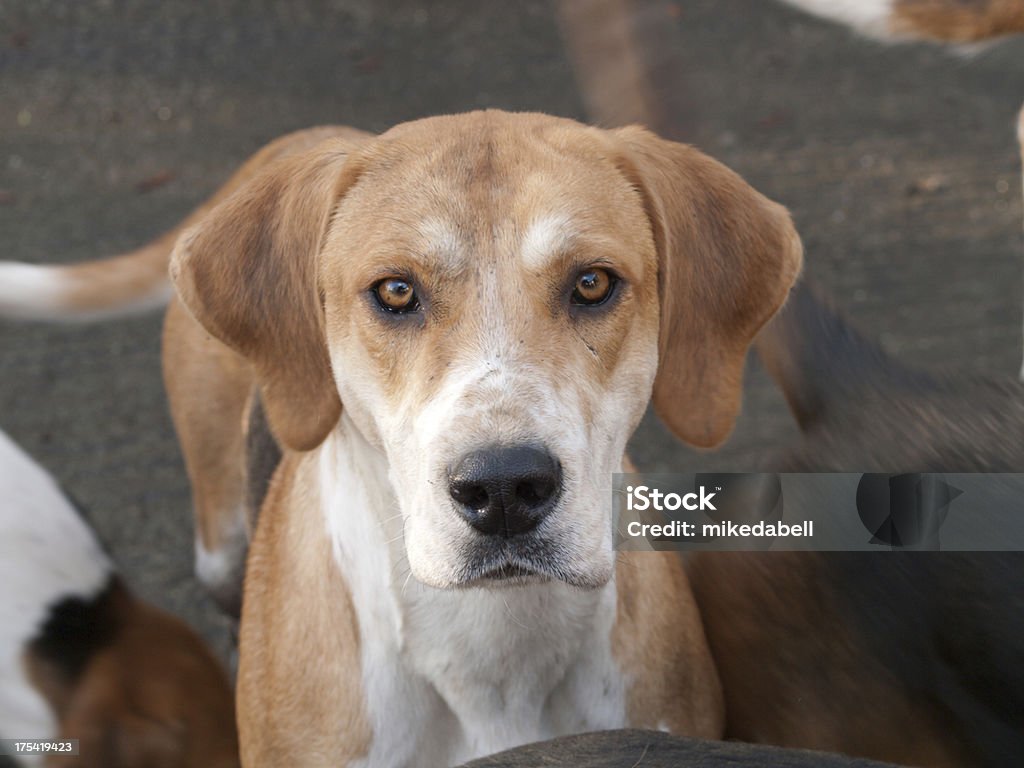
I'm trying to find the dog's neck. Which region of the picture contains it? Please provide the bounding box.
[316,414,626,762]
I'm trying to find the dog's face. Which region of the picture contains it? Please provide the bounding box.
[172,111,802,590]
[320,119,662,588]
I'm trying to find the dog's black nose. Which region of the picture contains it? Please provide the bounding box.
[448,446,561,537]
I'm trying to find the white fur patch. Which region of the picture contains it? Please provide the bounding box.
[520,214,574,270]
[417,218,462,264]
[780,0,895,38]
[0,263,73,320]
[0,261,172,322]
[320,418,627,767]
[195,539,236,593]
[193,508,248,611]
[0,429,112,752]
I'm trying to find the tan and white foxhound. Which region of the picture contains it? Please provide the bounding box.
[0,110,802,766]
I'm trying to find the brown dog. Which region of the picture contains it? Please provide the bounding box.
[688,280,1024,767]
[0,110,802,765]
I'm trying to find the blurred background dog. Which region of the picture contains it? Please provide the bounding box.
[0,427,238,768]
[561,3,1024,762]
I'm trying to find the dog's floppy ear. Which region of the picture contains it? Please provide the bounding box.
[614,126,803,447]
[171,138,366,451]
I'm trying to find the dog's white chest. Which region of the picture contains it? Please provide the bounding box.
[349,582,627,768]
[320,431,627,767]
[400,581,626,765]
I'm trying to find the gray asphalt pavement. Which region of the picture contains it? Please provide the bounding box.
[1,0,1022,663]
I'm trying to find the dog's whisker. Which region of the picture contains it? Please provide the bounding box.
[500,594,531,631]
[401,569,415,598]
[376,511,406,528]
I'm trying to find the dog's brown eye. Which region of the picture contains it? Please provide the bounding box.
[571,268,614,306]
[374,278,420,313]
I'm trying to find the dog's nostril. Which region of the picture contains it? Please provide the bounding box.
[516,478,554,507]
[450,482,490,511]
[448,446,562,537]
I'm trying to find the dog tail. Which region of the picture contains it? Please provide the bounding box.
[779,0,1024,44]
[755,280,931,429]
[0,231,180,322]
[0,126,358,324]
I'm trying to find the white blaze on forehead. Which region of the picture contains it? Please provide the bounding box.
[520,214,574,270]
[417,217,463,265]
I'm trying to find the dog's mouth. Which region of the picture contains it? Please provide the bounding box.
[479,562,545,582]
[453,537,606,589]
[458,558,552,588]
[416,508,612,590]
